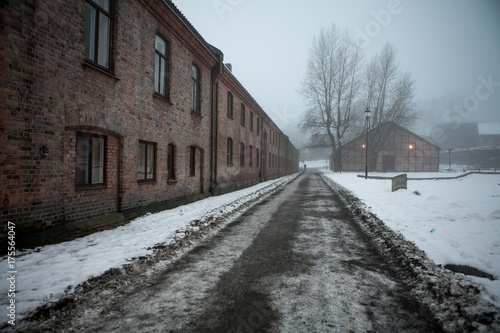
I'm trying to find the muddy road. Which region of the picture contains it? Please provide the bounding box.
[20,170,441,332]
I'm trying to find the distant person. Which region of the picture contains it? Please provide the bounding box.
[304,164,307,171]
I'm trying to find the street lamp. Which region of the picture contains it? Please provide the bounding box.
[448,148,453,171]
[364,108,371,179]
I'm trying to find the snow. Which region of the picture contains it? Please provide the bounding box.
[307,160,500,307]
[3,161,500,329]
[0,175,296,326]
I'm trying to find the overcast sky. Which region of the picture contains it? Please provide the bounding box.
[174,0,500,146]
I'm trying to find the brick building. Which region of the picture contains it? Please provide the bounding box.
[341,123,440,172]
[0,0,299,241]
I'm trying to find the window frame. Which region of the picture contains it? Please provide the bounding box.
[84,0,113,70]
[191,64,201,115]
[249,111,254,131]
[167,143,176,181]
[249,145,253,167]
[76,132,107,188]
[256,117,260,135]
[189,146,196,176]
[154,34,169,98]
[240,103,245,126]
[240,142,245,166]
[227,137,233,166]
[227,91,233,118]
[138,140,156,183]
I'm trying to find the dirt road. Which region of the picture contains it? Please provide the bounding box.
[20,170,442,332]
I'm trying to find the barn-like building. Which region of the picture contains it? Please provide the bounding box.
[341,123,440,172]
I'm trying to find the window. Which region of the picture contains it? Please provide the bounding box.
[189,146,196,176]
[256,148,259,167]
[240,143,245,166]
[191,64,200,114]
[249,111,254,131]
[240,103,245,126]
[76,133,105,186]
[167,143,175,180]
[227,138,233,166]
[227,92,233,118]
[249,145,253,166]
[257,117,260,135]
[409,143,416,156]
[84,0,112,69]
[155,35,168,97]
[138,141,156,181]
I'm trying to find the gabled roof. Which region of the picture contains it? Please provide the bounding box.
[343,122,441,150]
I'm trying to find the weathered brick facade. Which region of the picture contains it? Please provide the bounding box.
[0,0,299,240]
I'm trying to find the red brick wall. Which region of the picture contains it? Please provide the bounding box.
[0,0,216,231]
[0,0,299,234]
[215,72,263,192]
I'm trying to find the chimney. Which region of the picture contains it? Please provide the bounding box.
[225,63,232,72]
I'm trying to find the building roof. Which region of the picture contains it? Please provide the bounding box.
[343,122,441,151]
[478,122,500,135]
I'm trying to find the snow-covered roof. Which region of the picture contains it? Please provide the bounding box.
[478,122,500,135]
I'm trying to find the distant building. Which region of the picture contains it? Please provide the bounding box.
[478,122,500,147]
[430,122,500,169]
[341,123,440,172]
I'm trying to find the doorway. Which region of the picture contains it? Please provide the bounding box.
[382,155,395,172]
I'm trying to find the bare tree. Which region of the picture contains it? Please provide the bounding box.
[364,43,418,170]
[299,24,363,171]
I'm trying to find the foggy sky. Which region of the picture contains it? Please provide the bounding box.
[175,0,500,147]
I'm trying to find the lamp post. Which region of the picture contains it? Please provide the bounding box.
[364,108,371,179]
[448,148,453,171]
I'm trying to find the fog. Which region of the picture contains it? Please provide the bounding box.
[175,0,500,147]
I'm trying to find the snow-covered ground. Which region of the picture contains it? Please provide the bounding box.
[3,162,500,329]
[0,175,297,327]
[306,160,500,307]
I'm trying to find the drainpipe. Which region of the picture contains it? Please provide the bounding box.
[260,116,266,182]
[213,81,219,193]
[210,69,219,195]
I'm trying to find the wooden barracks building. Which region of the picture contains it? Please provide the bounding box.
[0,0,299,240]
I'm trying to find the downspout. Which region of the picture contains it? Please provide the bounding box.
[210,67,219,195]
[213,80,219,193]
[260,116,266,182]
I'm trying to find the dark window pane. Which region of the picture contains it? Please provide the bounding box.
[76,136,90,184]
[97,13,110,67]
[190,146,196,176]
[240,143,245,166]
[227,138,233,165]
[160,57,166,95]
[154,54,160,93]
[92,137,104,183]
[227,92,233,117]
[168,144,175,180]
[192,65,200,112]
[84,3,96,61]
[138,143,146,180]
[92,0,110,12]
[147,143,155,179]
